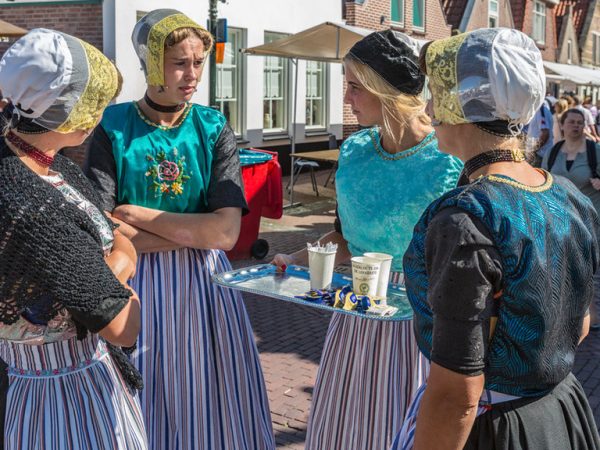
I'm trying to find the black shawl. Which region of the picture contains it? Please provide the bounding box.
[0,142,142,390]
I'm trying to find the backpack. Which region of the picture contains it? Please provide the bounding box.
[546,139,600,179]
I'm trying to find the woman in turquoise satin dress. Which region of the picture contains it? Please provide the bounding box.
[84,9,274,450]
[272,31,462,450]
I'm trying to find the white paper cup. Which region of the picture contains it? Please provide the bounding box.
[351,256,381,297]
[308,248,337,290]
[364,252,393,304]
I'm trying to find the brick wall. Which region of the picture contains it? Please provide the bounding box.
[519,0,558,61]
[342,0,451,137]
[0,4,103,55]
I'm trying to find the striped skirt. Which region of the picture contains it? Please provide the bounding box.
[131,248,275,450]
[0,335,147,449]
[305,272,428,450]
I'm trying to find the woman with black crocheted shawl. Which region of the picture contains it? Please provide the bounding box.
[0,30,147,449]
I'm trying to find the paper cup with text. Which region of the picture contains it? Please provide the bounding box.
[363,252,393,304]
[308,247,337,290]
[351,256,381,297]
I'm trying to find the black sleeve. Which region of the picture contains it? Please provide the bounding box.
[4,211,131,333]
[206,123,249,215]
[425,207,503,376]
[334,203,343,235]
[83,125,118,211]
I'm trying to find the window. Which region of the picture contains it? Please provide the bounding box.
[391,0,404,25]
[413,0,424,30]
[532,1,546,44]
[488,0,498,27]
[567,39,572,64]
[263,32,289,132]
[593,33,600,66]
[216,27,244,135]
[306,61,328,130]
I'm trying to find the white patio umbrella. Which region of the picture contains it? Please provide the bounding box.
[242,22,372,206]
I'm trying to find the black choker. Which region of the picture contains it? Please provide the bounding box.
[144,93,186,113]
[464,148,525,178]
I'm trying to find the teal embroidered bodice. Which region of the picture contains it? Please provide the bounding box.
[404,172,600,396]
[335,128,463,272]
[101,102,226,213]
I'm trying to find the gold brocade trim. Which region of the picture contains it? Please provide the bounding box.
[56,40,118,133]
[484,169,553,193]
[369,128,435,161]
[134,101,191,130]
[426,33,469,126]
[147,14,208,86]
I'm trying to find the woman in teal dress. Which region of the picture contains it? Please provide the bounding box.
[272,31,462,450]
[84,10,274,450]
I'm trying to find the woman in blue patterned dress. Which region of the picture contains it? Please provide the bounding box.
[393,28,600,450]
[272,31,462,450]
[84,10,274,450]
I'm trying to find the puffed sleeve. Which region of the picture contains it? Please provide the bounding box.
[83,125,118,211]
[206,123,249,215]
[425,207,503,375]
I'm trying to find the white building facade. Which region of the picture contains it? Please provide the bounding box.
[104,0,344,149]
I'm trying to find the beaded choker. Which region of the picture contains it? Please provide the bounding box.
[464,148,525,178]
[144,92,186,113]
[6,130,54,167]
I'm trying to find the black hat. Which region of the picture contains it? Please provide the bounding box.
[348,30,425,95]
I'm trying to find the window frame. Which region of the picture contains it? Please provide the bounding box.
[305,60,329,132]
[215,27,245,137]
[263,31,291,135]
[390,0,405,27]
[412,0,425,31]
[532,0,546,45]
[488,0,498,28]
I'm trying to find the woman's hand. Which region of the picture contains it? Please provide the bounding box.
[113,204,145,224]
[271,253,297,272]
[590,178,600,191]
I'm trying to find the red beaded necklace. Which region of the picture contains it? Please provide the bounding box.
[5,130,54,167]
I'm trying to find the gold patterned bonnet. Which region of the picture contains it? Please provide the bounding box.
[425,28,545,128]
[132,9,210,87]
[0,28,118,133]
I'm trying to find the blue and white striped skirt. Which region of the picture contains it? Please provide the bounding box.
[0,335,147,449]
[305,272,429,450]
[131,248,275,450]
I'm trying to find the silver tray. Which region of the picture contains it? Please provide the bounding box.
[213,264,413,321]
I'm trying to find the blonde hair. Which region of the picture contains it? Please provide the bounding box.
[344,55,430,144]
[554,98,569,116]
[165,27,214,53]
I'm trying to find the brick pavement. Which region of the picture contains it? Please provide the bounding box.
[233,172,600,449]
